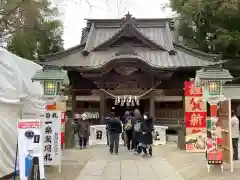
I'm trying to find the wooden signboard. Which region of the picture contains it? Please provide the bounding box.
[219,99,233,172]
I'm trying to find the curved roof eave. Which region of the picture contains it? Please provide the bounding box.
[39,43,85,61]
[79,55,176,73]
[173,43,222,61]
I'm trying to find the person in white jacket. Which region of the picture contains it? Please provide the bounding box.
[231,110,239,160]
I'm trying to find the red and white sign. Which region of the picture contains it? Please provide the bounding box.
[60,112,66,145]
[185,112,207,128]
[18,121,40,129]
[184,80,207,152]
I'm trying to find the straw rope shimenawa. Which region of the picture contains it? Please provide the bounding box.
[100,81,163,99]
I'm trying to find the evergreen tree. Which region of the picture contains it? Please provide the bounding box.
[169,0,240,59]
[1,0,63,59]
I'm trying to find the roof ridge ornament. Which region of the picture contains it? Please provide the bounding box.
[121,12,137,27]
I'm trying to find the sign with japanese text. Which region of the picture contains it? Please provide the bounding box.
[43,111,61,166]
[184,81,207,152]
[185,112,207,128]
[18,119,45,180]
[185,97,206,112]
[47,102,66,146]
[60,112,66,145]
[184,81,202,97]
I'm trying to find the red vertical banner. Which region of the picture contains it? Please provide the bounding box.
[46,102,66,146]
[184,81,207,152]
[60,112,66,145]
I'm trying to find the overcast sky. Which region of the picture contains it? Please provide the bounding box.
[55,0,173,49]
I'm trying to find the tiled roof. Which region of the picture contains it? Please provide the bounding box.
[39,15,223,70]
[32,69,68,81]
[138,26,174,50]
[83,26,174,52]
[85,28,119,51]
[40,47,223,69]
[80,27,89,44]
[196,67,233,80]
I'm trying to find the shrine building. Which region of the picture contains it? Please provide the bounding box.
[39,13,227,130]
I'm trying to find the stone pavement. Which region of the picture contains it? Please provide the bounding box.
[76,145,184,180]
[155,143,240,180]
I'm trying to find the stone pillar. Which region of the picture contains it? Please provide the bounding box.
[149,96,155,124]
[100,91,105,124]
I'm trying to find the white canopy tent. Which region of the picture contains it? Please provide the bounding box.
[0,48,45,178]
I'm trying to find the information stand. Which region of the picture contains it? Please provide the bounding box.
[206,98,233,172]
[219,99,233,172]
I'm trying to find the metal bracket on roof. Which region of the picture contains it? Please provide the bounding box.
[121,12,137,27]
[168,50,177,55]
[82,50,89,56]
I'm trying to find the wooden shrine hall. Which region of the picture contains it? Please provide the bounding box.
[40,13,223,129]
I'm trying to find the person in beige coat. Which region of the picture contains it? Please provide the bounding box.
[231,110,239,160]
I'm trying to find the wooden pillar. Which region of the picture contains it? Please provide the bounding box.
[100,91,105,124]
[149,76,155,123]
[149,96,155,124]
[65,90,77,148]
[72,91,76,117]
[178,89,186,150]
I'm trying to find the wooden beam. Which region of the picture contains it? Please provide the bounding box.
[149,96,155,124]
[100,91,105,124]
[72,91,76,117]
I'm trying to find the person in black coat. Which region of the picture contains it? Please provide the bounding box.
[139,115,154,156]
[107,112,122,154]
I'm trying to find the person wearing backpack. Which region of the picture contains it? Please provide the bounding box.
[122,111,131,146]
[132,109,141,152]
[124,112,134,150]
[134,117,142,154]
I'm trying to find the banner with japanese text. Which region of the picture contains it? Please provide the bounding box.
[184,81,207,152]
[87,125,168,146]
[60,112,66,145]
[43,111,61,166]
